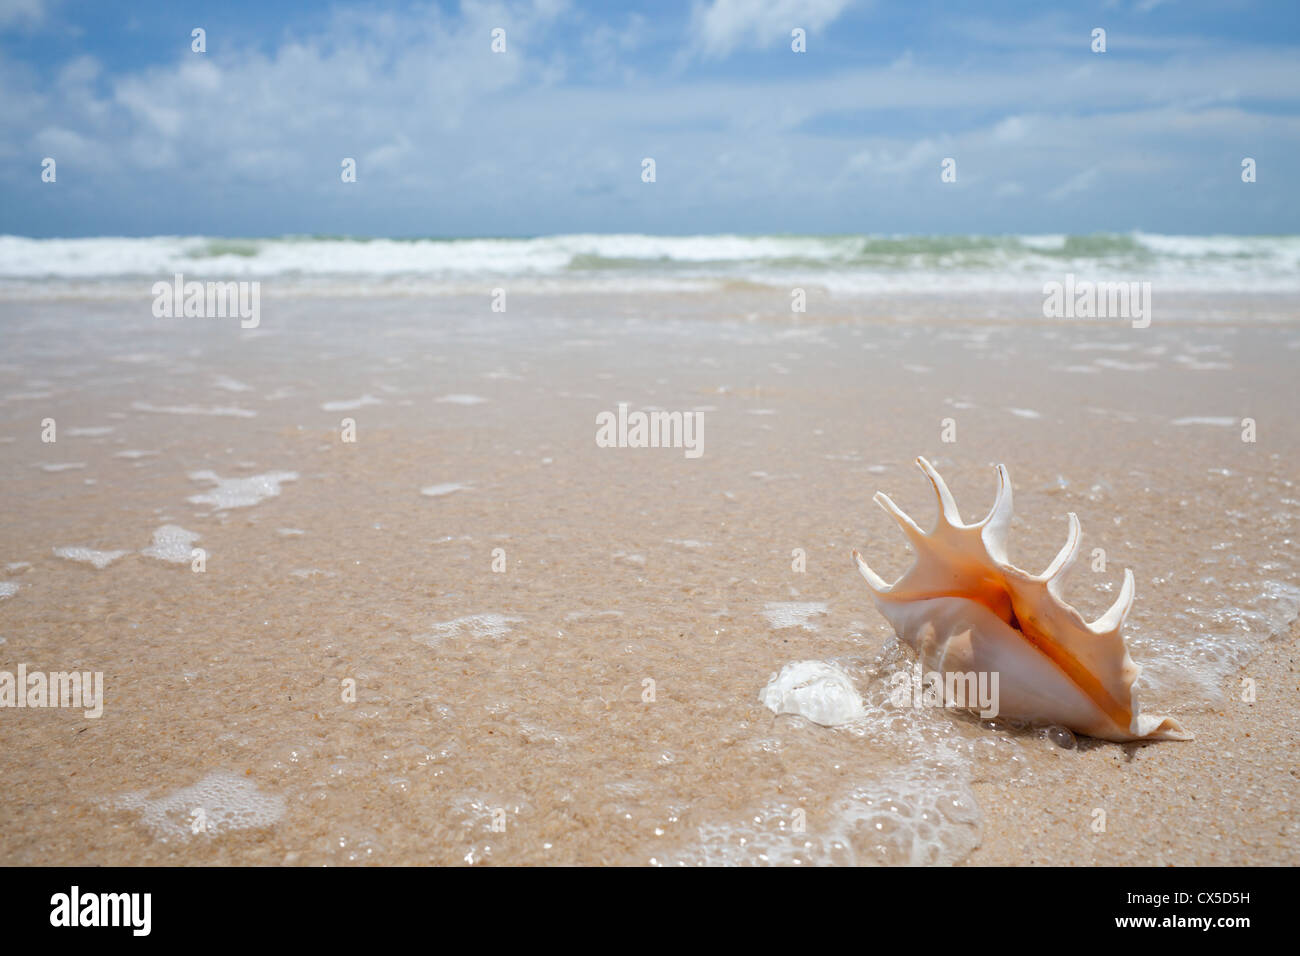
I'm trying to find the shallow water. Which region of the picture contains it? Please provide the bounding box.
[0,290,1297,865]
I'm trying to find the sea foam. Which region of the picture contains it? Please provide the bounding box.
[187,471,298,509]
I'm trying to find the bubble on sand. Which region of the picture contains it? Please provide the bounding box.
[413,614,522,647]
[421,483,467,497]
[1006,407,1041,419]
[436,393,488,405]
[564,609,624,622]
[54,547,130,569]
[38,462,86,472]
[133,401,257,418]
[187,470,298,509]
[762,602,828,631]
[321,394,382,411]
[0,582,19,600]
[761,660,865,727]
[114,450,159,459]
[1172,416,1237,427]
[66,426,115,437]
[1093,359,1156,372]
[212,375,253,392]
[661,766,980,867]
[112,771,285,841]
[141,525,201,563]
[1173,355,1231,372]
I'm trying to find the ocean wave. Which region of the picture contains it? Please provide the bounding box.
[1,232,1298,293]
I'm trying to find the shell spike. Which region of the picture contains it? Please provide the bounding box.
[1042,512,1082,596]
[915,456,963,527]
[1090,567,1136,634]
[851,549,889,593]
[980,463,1015,558]
[873,491,929,547]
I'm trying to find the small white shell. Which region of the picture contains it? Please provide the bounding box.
[853,458,1191,742]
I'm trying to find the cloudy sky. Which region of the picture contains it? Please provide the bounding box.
[1,0,1297,237]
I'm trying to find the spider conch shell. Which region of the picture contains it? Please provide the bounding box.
[852,458,1191,742]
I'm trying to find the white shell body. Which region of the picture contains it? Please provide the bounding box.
[853,458,1191,742]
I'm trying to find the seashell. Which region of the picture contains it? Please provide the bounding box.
[852,458,1191,742]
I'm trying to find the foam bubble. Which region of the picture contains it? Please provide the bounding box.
[1094,359,1157,372]
[212,375,253,392]
[66,426,115,437]
[436,394,488,405]
[760,660,865,727]
[54,546,130,568]
[321,394,382,411]
[762,601,828,631]
[0,582,19,599]
[413,614,522,647]
[1006,407,1041,419]
[133,401,257,418]
[112,770,285,841]
[38,462,86,472]
[421,482,467,497]
[141,525,201,563]
[1174,355,1232,371]
[114,450,159,459]
[1171,416,1237,426]
[659,766,980,867]
[564,609,624,622]
[187,470,298,509]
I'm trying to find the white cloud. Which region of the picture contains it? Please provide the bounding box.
[2,3,1298,235]
[993,116,1028,141]
[1048,167,1099,202]
[689,0,855,58]
[0,0,49,29]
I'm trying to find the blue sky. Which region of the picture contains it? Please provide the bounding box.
[2,0,1297,237]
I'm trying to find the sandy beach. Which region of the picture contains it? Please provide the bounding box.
[1,285,1296,866]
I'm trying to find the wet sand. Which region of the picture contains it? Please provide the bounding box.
[1,289,1297,865]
